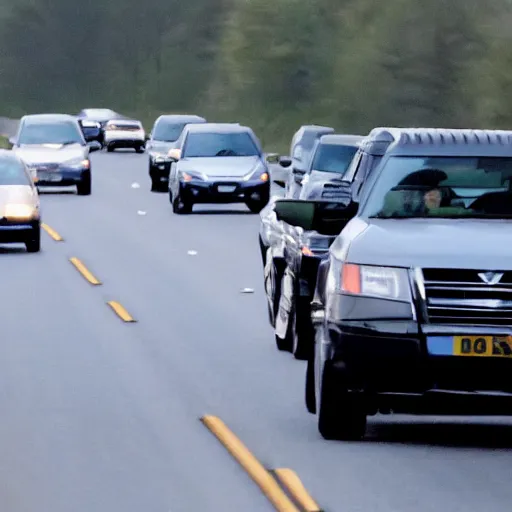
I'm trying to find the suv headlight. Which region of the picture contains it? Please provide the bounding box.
[179,170,206,182]
[340,263,411,301]
[3,203,38,220]
[62,158,90,170]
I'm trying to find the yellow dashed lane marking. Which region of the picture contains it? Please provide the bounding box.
[69,257,101,285]
[107,301,136,322]
[42,223,63,241]
[274,468,322,512]
[201,415,300,512]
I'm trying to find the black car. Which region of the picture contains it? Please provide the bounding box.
[168,123,284,214]
[262,183,355,360]
[300,127,512,441]
[147,114,206,192]
[285,125,334,198]
[76,108,126,146]
[77,119,102,146]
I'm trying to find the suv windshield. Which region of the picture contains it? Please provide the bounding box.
[365,156,512,219]
[153,122,187,142]
[18,122,83,145]
[183,132,259,157]
[0,157,30,185]
[311,144,358,174]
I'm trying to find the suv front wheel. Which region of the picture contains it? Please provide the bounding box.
[317,361,367,441]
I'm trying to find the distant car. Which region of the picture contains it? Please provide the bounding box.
[0,150,41,252]
[76,108,125,146]
[298,135,365,199]
[286,125,335,198]
[147,114,207,192]
[78,120,102,146]
[168,123,275,214]
[104,119,146,153]
[10,114,101,195]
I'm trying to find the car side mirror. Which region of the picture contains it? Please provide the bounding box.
[145,133,150,141]
[265,153,279,164]
[274,199,352,234]
[8,136,17,147]
[168,148,181,161]
[87,140,102,152]
[278,156,292,168]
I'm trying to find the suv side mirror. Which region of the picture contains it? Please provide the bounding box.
[8,136,16,147]
[274,198,353,235]
[168,148,181,161]
[145,133,150,141]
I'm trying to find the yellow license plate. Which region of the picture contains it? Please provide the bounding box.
[453,336,512,357]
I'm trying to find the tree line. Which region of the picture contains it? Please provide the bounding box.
[1,0,512,151]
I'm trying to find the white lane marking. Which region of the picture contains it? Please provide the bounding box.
[131,182,140,189]
[241,288,254,294]
[187,250,198,256]
[137,210,147,215]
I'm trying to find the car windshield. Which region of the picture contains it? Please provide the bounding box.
[311,144,358,174]
[0,158,30,185]
[153,122,187,142]
[183,132,259,157]
[365,156,512,219]
[18,122,83,145]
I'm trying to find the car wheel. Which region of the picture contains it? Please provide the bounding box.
[25,225,41,253]
[150,177,159,192]
[317,362,367,441]
[292,297,313,361]
[107,144,114,152]
[172,193,192,214]
[136,146,144,154]
[77,172,91,195]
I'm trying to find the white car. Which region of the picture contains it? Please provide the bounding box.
[104,119,146,153]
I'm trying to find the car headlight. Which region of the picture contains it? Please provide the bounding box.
[62,158,90,170]
[179,170,206,182]
[3,203,38,220]
[340,264,411,301]
[243,164,269,182]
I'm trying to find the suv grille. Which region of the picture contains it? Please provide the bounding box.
[422,268,512,325]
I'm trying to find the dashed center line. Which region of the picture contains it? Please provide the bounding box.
[201,415,320,512]
[42,223,63,241]
[274,469,322,512]
[107,301,136,322]
[69,257,102,285]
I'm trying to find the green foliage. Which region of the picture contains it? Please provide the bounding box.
[0,136,9,149]
[0,0,510,152]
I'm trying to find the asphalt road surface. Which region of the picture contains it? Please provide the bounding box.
[2,150,512,512]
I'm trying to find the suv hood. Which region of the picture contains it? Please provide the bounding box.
[347,218,512,269]
[13,144,87,165]
[178,156,262,178]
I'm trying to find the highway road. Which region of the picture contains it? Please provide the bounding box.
[2,150,512,512]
